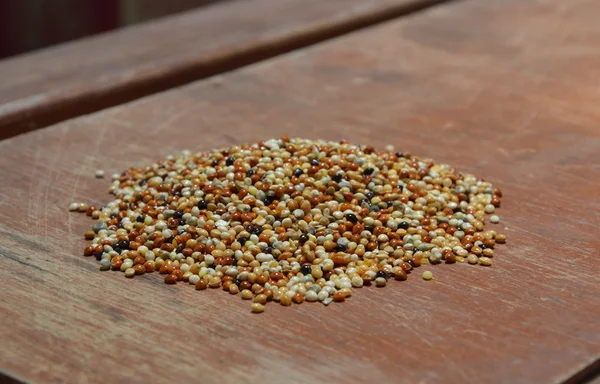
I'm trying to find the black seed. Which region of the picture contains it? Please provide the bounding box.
[334,244,346,252]
[178,219,185,226]
[310,159,320,166]
[299,234,309,244]
[366,191,374,199]
[345,213,358,223]
[263,196,276,205]
[177,228,186,235]
[212,159,219,166]
[245,224,254,232]
[364,225,374,233]
[173,210,183,219]
[95,252,103,261]
[246,169,255,177]
[263,246,273,254]
[231,258,237,267]
[176,245,184,253]
[480,244,487,250]
[118,240,129,250]
[136,215,144,223]
[233,279,241,286]
[110,213,117,219]
[376,270,388,279]
[300,264,312,275]
[294,168,303,177]
[237,237,247,246]
[332,173,343,182]
[197,200,207,209]
[406,259,415,269]
[139,179,147,186]
[363,167,375,176]
[398,185,404,192]
[399,221,409,230]
[225,157,235,166]
[396,152,404,158]
[251,226,262,235]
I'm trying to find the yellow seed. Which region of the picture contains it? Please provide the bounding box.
[241,289,253,300]
[422,271,433,280]
[280,295,292,306]
[479,257,492,266]
[251,303,264,313]
[253,294,268,304]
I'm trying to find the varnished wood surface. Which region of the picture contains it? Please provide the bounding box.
[1,0,599,383]
[0,0,445,140]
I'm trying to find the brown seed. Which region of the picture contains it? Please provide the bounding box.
[173,269,184,281]
[239,280,252,291]
[164,274,178,284]
[394,269,408,281]
[143,261,154,273]
[292,293,304,304]
[332,292,345,302]
[111,259,123,270]
[495,233,507,243]
[133,264,145,275]
[195,279,208,290]
[84,230,95,240]
[256,274,269,285]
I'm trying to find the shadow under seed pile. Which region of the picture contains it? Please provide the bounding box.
[77,137,506,313]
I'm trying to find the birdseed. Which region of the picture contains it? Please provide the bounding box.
[75,137,506,312]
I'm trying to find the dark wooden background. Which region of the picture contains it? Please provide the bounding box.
[0,0,223,59]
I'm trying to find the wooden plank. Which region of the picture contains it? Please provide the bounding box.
[0,0,447,140]
[1,0,600,382]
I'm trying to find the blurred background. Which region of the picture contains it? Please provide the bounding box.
[0,0,223,60]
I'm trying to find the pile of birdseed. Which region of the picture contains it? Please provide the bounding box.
[75,137,506,313]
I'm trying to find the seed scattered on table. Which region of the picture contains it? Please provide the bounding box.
[95,169,105,178]
[68,202,80,211]
[76,137,506,313]
[490,215,500,224]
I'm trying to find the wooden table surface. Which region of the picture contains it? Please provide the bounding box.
[0,0,442,140]
[1,0,599,383]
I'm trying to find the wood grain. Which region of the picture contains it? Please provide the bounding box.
[1,0,600,383]
[0,0,447,140]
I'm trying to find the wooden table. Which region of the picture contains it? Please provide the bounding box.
[1,0,599,383]
[0,0,439,140]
